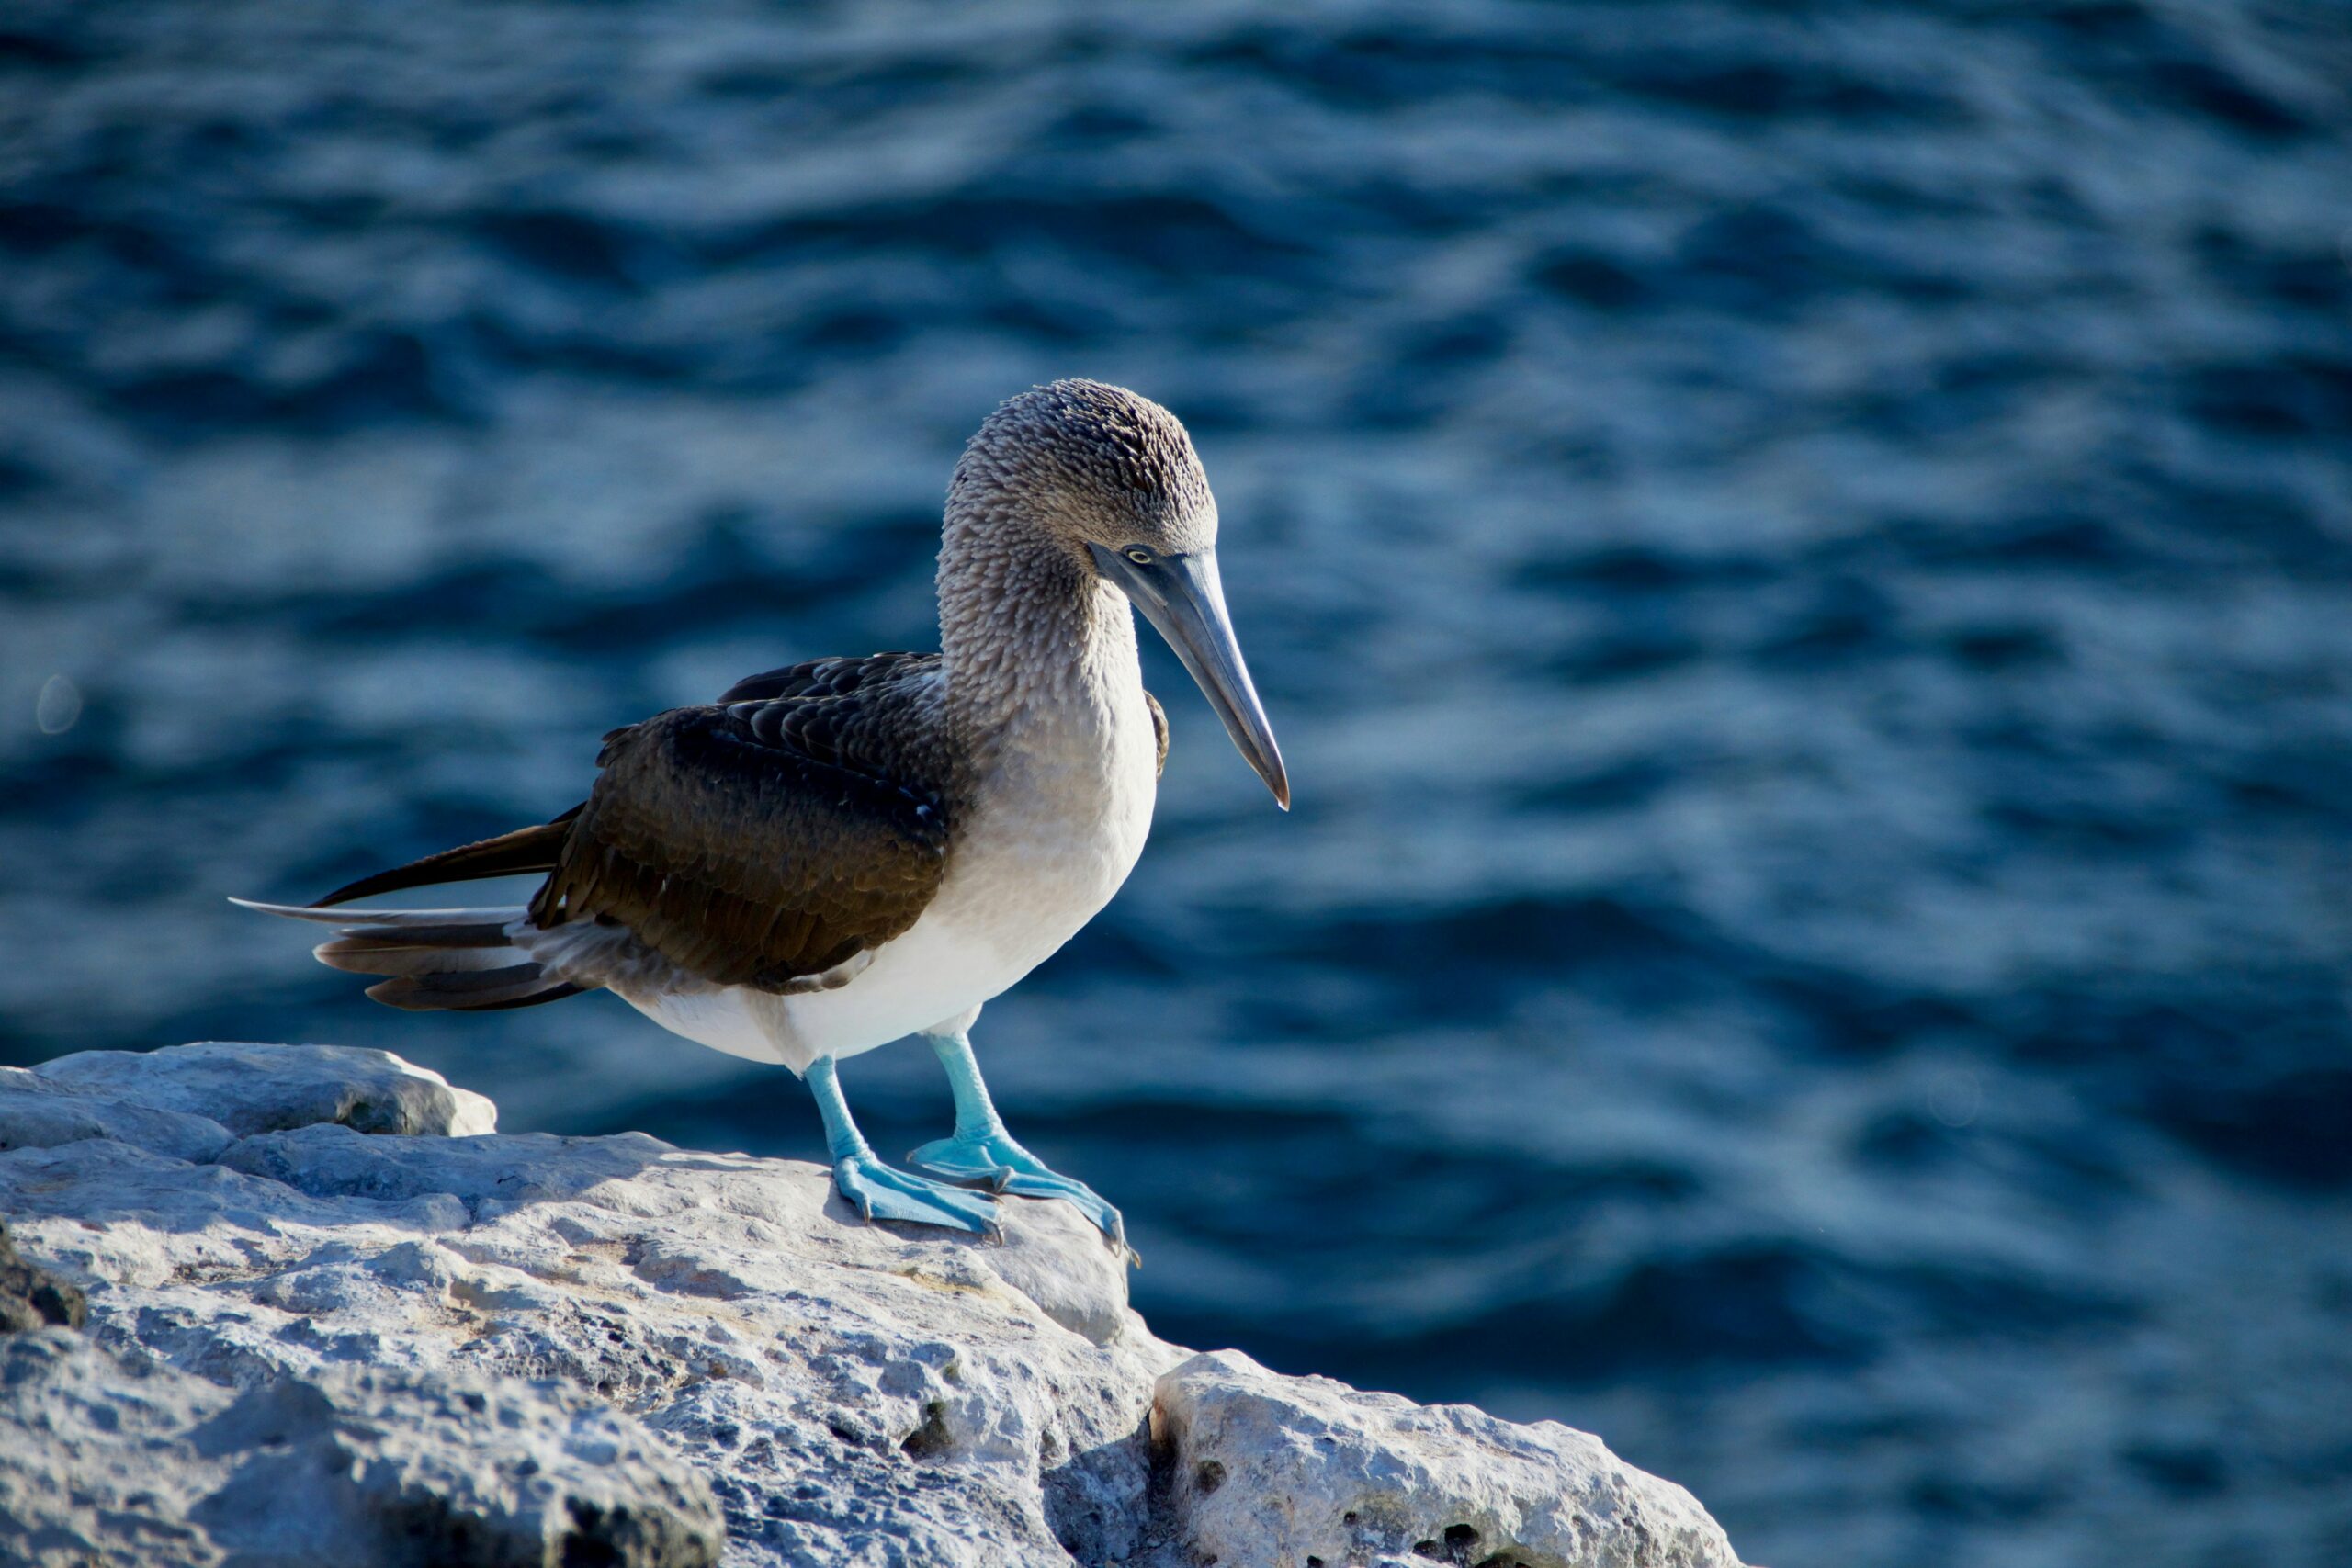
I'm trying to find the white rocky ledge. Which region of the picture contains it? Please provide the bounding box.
[0,1042,1745,1568]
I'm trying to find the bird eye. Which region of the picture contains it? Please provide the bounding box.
[1125,547,1154,565]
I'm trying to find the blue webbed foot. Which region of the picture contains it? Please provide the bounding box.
[908,1131,1125,1247]
[833,1150,1002,1239]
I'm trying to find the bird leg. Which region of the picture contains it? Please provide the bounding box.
[907,1031,1125,1247]
[806,1055,1000,1238]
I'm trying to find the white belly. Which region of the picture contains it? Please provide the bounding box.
[616,912,1032,1073]
[618,683,1161,1075]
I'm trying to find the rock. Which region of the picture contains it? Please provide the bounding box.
[1,1065,236,1163]
[1,1047,1176,1566]
[0,1328,720,1568]
[34,1041,496,1138]
[1150,1350,1741,1568]
[0,1042,1747,1567]
[0,1220,85,1333]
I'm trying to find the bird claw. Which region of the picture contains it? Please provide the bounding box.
[832,1152,1001,1238]
[908,1133,1125,1248]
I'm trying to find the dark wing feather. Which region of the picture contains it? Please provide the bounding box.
[1145,690,1168,778]
[718,652,926,705]
[532,653,953,990]
[315,809,581,907]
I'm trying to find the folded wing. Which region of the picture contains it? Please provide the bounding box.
[531,653,955,990]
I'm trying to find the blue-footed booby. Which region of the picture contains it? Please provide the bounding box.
[239,380,1285,1247]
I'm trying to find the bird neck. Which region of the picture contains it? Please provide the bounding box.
[935,505,1141,754]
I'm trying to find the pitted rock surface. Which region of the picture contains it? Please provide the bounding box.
[0,1043,1746,1567]
[0,1328,720,1568]
[1150,1350,1740,1568]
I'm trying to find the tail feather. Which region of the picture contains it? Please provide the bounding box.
[231,899,519,929]
[315,938,529,977]
[236,897,589,1013]
[312,809,580,908]
[440,982,587,1012]
[311,921,514,951]
[365,965,583,1011]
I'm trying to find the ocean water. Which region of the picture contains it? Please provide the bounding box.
[5,3,2351,1563]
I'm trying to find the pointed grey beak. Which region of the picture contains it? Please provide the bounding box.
[1090,544,1289,808]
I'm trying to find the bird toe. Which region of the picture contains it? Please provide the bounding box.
[833,1154,999,1237]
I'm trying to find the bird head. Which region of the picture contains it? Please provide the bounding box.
[953,378,1288,809]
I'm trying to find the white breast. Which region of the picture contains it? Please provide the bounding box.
[617,675,1161,1076]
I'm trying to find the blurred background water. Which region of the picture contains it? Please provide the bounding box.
[5,2,2351,1563]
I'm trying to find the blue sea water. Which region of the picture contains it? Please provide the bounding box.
[4,3,2351,1563]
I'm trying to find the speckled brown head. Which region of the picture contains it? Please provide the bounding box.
[948,378,1287,807]
[949,378,1217,565]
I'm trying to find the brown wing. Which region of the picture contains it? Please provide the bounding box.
[716,651,926,706]
[530,654,953,990]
